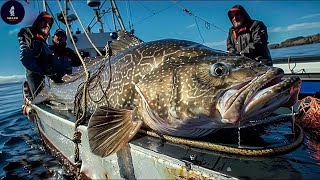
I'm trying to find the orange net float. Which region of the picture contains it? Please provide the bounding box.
[296,96,320,129]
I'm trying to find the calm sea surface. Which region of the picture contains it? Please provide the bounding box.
[270,43,320,59]
[0,44,320,179]
[0,82,74,180]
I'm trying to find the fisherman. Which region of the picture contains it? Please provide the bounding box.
[18,11,54,95]
[49,28,82,83]
[226,5,273,66]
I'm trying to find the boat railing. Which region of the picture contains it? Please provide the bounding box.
[272,55,320,80]
[273,55,320,64]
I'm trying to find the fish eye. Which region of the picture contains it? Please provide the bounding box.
[210,63,229,77]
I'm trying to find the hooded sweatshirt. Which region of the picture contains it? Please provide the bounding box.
[226,5,272,65]
[17,11,54,74]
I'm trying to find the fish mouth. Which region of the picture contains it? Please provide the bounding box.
[217,68,301,124]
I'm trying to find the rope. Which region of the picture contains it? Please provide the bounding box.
[69,0,103,56]
[133,3,175,25]
[56,1,91,179]
[36,0,40,13]
[85,60,111,104]
[126,0,134,32]
[194,16,204,44]
[139,122,304,156]
[172,1,227,33]
[99,0,107,10]
[31,80,45,100]
[45,0,60,29]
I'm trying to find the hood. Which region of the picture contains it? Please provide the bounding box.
[227,5,251,23]
[31,11,54,33]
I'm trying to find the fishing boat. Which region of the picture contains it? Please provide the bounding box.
[21,0,320,179]
[21,80,316,179]
[273,55,320,98]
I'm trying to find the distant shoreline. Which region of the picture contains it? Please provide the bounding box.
[269,33,320,49]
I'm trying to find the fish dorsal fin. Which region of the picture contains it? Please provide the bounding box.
[88,105,143,157]
[108,30,144,56]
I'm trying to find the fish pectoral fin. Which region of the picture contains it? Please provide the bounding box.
[88,105,142,157]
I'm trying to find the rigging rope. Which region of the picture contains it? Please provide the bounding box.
[36,0,40,13]
[99,0,107,10]
[172,1,227,33]
[126,0,134,32]
[133,3,175,25]
[194,16,204,44]
[56,1,91,179]
[90,10,110,30]
[45,1,60,29]
[69,0,103,56]
[87,0,108,30]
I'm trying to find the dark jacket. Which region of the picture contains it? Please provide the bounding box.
[18,12,55,93]
[49,44,82,76]
[18,12,54,75]
[227,5,272,65]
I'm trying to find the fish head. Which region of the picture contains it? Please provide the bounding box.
[137,54,300,128]
[210,57,301,125]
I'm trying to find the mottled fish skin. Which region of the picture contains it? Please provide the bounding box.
[37,39,301,138]
[38,56,106,106]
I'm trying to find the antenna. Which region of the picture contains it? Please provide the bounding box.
[86,0,126,32]
[87,0,101,7]
[87,0,104,33]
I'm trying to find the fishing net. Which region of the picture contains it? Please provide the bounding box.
[296,96,320,129]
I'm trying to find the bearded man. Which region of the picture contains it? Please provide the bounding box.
[18,12,54,95]
[226,5,273,66]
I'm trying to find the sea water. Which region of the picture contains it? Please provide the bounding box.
[1,43,320,179]
[270,43,320,59]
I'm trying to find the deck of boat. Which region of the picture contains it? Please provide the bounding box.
[34,102,317,179]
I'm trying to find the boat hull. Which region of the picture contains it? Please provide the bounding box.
[31,103,235,179]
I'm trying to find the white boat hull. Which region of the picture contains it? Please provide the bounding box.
[31,103,235,179]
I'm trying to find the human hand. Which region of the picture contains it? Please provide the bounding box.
[228,49,240,56]
[31,40,44,55]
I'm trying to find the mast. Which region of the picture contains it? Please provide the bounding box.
[109,0,117,31]
[110,0,125,31]
[94,8,104,33]
[43,0,47,12]
[65,0,70,31]
[65,0,69,17]
[88,0,125,32]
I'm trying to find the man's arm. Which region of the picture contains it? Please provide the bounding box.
[240,21,268,55]
[226,28,236,53]
[18,28,44,74]
[68,48,82,67]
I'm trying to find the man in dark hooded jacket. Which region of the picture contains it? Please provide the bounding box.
[49,28,81,83]
[18,12,54,95]
[227,5,272,66]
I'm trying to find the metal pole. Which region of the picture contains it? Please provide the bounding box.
[43,0,47,12]
[65,0,68,16]
[110,0,126,31]
[65,0,70,32]
[95,9,104,33]
[109,0,117,31]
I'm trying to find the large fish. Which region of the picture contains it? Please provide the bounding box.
[33,31,301,157]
